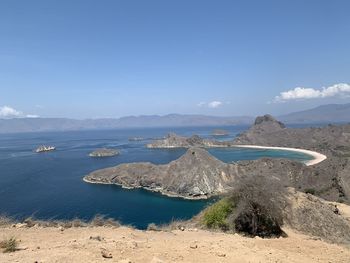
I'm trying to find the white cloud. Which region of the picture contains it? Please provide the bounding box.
[208,101,223,108]
[197,101,224,108]
[0,105,40,119]
[0,106,22,118]
[274,83,350,102]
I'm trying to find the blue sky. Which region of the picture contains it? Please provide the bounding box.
[0,0,349,119]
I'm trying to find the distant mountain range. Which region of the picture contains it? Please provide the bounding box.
[279,103,350,124]
[0,114,253,134]
[1,104,350,133]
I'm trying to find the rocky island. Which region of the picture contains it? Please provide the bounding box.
[146,132,227,148]
[88,148,119,157]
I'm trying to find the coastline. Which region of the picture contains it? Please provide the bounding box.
[83,177,209,200]
[233,145,327,166]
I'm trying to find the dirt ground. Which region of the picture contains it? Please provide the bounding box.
[1,225,350,263]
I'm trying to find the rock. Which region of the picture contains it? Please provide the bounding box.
[216,252,226,257]
[89,235,103,241]
[254,114,285,128]
[14,223,27,228]
[101,249,113,258]
[190,243,198,249]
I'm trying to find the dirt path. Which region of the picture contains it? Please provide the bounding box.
[1,226,349,263]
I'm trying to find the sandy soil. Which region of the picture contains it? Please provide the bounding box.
[235,145,327,166]
[1,226,349,263]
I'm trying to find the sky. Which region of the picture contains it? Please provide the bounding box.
[0,0,350,119]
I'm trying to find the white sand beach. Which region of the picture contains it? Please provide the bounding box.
[234,145,327,166]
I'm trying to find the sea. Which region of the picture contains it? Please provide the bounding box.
[0,126,312,229]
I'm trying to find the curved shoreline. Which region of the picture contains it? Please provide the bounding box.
[233,145,327,166]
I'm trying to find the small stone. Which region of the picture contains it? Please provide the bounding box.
[15,223,27,228]
[101,249,113,258]
[216,252,226,257]
[58,226,64,232]
[190,243,198,249]
[180,226,185,231]
[131,241,138,248]
[90,235,103,241]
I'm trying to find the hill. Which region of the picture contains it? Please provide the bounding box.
[279,103,350,124]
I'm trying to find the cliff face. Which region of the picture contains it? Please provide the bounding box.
[84,148,239,199]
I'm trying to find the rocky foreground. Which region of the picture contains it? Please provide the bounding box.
[1,197,350,263]
[1,226,350,263]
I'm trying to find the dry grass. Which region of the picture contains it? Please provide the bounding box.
[0,237,19,253]
[0,215,13,227]
[0,214,121,229]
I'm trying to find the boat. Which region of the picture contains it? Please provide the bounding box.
[35,145,56,153]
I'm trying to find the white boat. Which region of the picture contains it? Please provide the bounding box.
[35,145,56,153]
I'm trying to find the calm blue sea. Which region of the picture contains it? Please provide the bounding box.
[0,126,311,229]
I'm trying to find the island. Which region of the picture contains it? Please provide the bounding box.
[88,148,119,157]
[146,133,227,148]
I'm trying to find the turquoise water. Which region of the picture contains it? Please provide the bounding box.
[0,127,312,229]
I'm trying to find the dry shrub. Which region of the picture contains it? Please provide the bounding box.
[89,214,120,227]
[228,176,287,238]
[0,237,19,253]
[147,223,160,231]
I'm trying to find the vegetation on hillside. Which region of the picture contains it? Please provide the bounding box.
[201,176,287,238]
